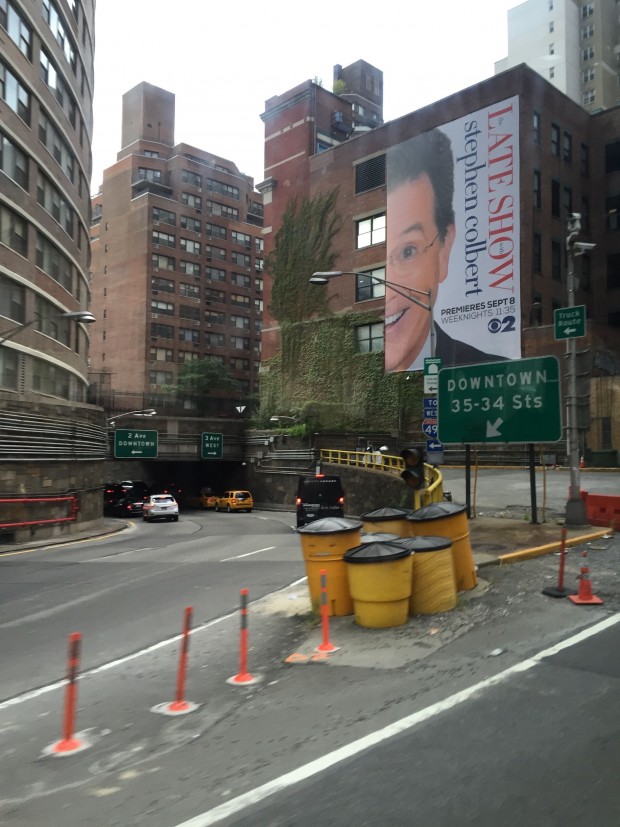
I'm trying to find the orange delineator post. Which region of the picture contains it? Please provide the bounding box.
[52,632,84,754]
[542,527,576,598]
[316,569,338,653]
[169,606,193,712]
[227,588,257,685]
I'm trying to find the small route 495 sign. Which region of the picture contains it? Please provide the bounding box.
[114,429,158,458]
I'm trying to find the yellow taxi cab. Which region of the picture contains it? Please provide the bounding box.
[216,490,253,513]
[200,488,219,509]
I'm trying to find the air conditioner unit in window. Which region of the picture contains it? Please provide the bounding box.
[153,267,159,271]
[153,220,159,227]
[152,314,159,318]
[196,208,202,214]
[154,243,159,248]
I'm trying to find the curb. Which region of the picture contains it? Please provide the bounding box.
[497,527,614,565]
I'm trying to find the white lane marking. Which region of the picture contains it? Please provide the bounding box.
[0,576,308,713]
[171,612,620,827]
[220,546,275,562]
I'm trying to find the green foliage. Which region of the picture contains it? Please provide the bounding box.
[166,358,241,414]
[266,189,342,324]
[332,79,347,96]
[259,315,424,434]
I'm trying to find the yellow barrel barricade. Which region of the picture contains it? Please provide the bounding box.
[344,542,413,628]
[393,536,457,615]
[407,502,477,592]
[361,506,412,538]
[297,517,362,616]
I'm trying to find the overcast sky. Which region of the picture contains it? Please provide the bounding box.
[91,0,518,193]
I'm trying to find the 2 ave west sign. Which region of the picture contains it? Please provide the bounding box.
[437,356,562,444]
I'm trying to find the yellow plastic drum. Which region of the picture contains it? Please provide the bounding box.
[344,542,413,628]
[407,502,477,591]
[393,536,457,615]
[361,506,413,538]
[297,517,363,616]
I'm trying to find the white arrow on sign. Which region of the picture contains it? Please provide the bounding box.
[564,327,576,334]
[427,441,443,450]
[131,450,143,455]
[486,418,504,438]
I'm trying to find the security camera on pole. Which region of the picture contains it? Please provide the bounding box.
[563,214,593,528]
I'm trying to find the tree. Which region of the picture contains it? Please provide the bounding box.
[174,358,240,414]
[266,189,342,324]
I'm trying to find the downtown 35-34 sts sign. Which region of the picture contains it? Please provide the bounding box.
[437,356,562,444]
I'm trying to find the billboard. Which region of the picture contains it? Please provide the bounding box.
[385,96,521,372]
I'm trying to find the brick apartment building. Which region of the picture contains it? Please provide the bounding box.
[258,61,620,456]
[89,82,264,417]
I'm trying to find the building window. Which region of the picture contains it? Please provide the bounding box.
[178,350,200,362]
[206,222,226,240]
[232,230,251,247]
[549,21,554,33]
[207,200,238,220]
[549,43,555,55]
[151,322,174,339]
[36,232,73,290]
[38,110,74,181]
[206,267,226,283]
[180,215,201,233]
[582,67,595,83]
[563,186,572,216]
[230,357,250,371]
[181,169,202,187]
[606,195,620,230]
[356,213,386,249]
[36,169,74,236]
[549,67,555,79]
[255,258,264,272]
[582,89,596,105]
[149,370,173,385]
[152,253,175,271]
[551,124,560,156]
[533,233,542,272]
[206,178,239,200]
[231,293,250,308]
[179,282,200,298]
[205,287,225,302]
[180,238,201,255]
[151,277,174,292]
[581,143,590,176]
[0,0,32,59]
[356,267,386,301]
[0,346,18,389]
[601,418,612,449]
[180,260,200,276]
[232,251,251,268]
[153,207,176,225]
[230,314,250,330]
[581,3,593,18]
[551,179,560,217]
[178,327,199,343]
[231,272,251,289]
[206,244,226,261]
[42,0,77,72]
[0,202,27,256]
[151,300,174,315]
[255,237,264,253]
[533,170,541,209]
[138,167,161,183]
[40,49,77,128]
[551,240,562,281]
[582,46,594,61]
[181,192,202,209]
[355,155,386,194]
[563,132,572,163]
[356,322,384,353]
[150,347,173,362]
[581,24,594,40]
[153,230,175,248]
[205,333,225,347]
[179,304,200,321]
[205,310,225,325]
[0,59,31,124]
[533,111,541,144]
[0,272,25,322]
[144,150,159,158]
[0,129,28,188]
[230,336,250,350]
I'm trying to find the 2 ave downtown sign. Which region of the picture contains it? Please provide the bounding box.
[114,429,158,458]
[437,356,562,444]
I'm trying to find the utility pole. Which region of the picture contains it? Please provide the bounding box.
[564,214,594,527]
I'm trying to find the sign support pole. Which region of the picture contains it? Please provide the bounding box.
[465,445,471,518]
[528,443,538,525]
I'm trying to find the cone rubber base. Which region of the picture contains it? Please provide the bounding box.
[43,732,91,757]
[227,672,258,686]
[568,593,604,605]
[542,586,577,598]
[315,642,339,653]
[151,700,199,716]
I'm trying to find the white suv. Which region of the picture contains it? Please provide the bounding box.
[142,494,179,523]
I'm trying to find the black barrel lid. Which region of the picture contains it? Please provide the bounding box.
[391,535,453,553]
[296,517,362,534]
[344,541,411,564]
[360,532,401,543]
[361,506,412,522]
[407,501,467,521]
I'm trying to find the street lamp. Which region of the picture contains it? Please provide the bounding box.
[0,310,96,347]
[310,271,435,358]
[565,214,594,527]
[270,415,297,424]
[106,408,157,427]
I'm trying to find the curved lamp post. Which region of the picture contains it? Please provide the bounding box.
[106,408,157,428]
[309,271,435,358]
[0,310,96,347]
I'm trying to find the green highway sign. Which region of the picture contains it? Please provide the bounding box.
[554,305,586,340]
[114,429,158,458]
[201,432,223,459]
[437,356,562,444]
[424,357,442,394]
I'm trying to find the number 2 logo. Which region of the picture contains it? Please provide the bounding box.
[488,315,516,334]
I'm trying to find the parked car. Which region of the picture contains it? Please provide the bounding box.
[142,494,179,522]
[296,474,345,528]
[216,490,253,513]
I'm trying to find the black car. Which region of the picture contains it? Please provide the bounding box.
[103,483,127,515]
[295,475,345,528]
[116,495,148,517]
[104,481,150,517]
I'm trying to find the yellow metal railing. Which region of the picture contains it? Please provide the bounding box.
[319,449,444,510]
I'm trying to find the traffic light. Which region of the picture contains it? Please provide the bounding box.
[400,447,425,489]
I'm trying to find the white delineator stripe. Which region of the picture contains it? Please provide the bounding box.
[172,612,620,827]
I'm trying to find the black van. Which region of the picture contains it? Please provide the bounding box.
[296,475,345,527]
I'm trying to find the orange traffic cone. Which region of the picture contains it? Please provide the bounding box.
[568,551,603,605]
[579,456,586,469]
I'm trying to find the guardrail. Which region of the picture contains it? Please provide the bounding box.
[319,449,444,509]
[0,495,78,532]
